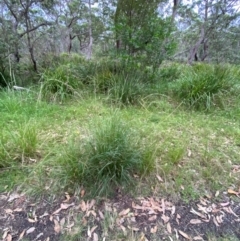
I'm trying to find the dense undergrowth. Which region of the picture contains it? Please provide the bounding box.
[0,54,240,200]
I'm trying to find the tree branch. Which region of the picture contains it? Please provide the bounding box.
[19,22,52,38]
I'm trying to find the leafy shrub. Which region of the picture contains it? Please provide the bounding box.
[171,63,237,110]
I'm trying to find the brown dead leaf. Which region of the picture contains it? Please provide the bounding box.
[98,210,104,219]
[223,207,238,217]
[2,230,9,239]
[178,230,191,240]
[193,236,204,240]
[148,215,157,221]
[216,215,224,224]
[199,198,208,206]
[54,219,61,234]
[171,206,176,216]
[79,200,87,212]
[26,227,35,234]
[88,199,96,209]
[87,226,91,237]
[28,218,36,223]
[228,189,239,195]
[190,219,202,224]
[150,226,158,233]
[90,226,98,234]
[13,208,22,212]
[220,202,230,207]
[156,175,163,182]
[52,207,62,215]
[148,210,158,215]
[60,202,74,210]
[161,214,170,223]
[167,223,172,234]
[5,209,13,214]
[190,208,206,219]
[213,216,219,227]
[6,234,12,241]
[93,233,98,241]
[8,192,23,202]
[17,229,25,241]
[80,189,85,197]
[119,208,130,217]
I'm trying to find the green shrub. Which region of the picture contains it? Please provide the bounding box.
[171,63,237,110]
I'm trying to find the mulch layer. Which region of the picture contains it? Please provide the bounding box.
[0,191,240,241]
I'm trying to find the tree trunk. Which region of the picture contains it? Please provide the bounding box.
[87,0,93,60]
[188,26,205,64]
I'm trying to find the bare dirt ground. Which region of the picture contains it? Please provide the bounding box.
[0,191,240,241]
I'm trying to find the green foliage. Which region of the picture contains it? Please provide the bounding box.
[158,62,181,82]
[39,64,82,102]
[109,73,145,105]
[0,122,38,168]
[13,122,38,158]
[171,63,238,110]
[83,116,144,196]
[0,133,11,168]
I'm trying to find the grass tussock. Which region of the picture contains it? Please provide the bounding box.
[28,114,154,197]
[170,63,239,110]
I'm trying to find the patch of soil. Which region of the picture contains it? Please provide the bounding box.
[0,191,240,241]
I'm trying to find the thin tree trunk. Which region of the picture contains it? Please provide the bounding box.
[188,0,208,65]
[87,0,93,60]
[188,26,205,64]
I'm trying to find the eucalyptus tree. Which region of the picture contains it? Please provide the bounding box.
[176,0,240,64]
[1,0,54,71]
[114,0,176,68]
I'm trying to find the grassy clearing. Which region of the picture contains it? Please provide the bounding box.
[0,66,239,198]
[0,60,240,240]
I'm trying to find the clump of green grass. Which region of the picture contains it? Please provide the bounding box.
[0,133,11,168]
[170,63,238,110]
[39,64,82,102]
[109,73,146,105]
[0,121,39,167]
[31,114,154,197]
[84,116,143,196]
